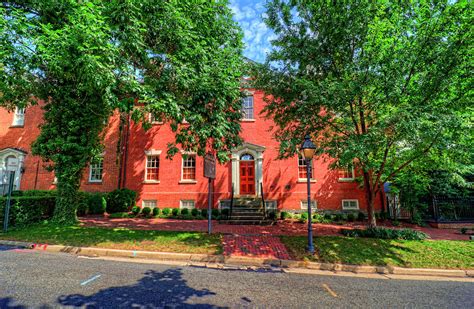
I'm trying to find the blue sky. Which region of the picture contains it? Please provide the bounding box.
[230,0,274,63]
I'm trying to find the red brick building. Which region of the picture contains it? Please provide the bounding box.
[0,89,384,213]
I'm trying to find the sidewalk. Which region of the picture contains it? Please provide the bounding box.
[80,216,469,240]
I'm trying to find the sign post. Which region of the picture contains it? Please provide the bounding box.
[204,152,216,234]
[3,158,18,233]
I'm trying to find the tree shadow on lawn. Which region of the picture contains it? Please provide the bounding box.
[57,268,222,308]
[283,236,417,267]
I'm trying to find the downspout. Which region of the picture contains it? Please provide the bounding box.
[34,160,39,189]
[121,113,131,189]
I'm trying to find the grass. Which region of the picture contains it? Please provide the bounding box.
[0,223,222,254]
[281,236,474,269]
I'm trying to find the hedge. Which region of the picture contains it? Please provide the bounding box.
[341,227,429,240]
[105,189,136,214]
[0,196,56,227]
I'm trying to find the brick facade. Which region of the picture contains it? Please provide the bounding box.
[0,91,384,212]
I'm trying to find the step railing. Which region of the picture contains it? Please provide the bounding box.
[229,183,234,220]
[260,182,266,218]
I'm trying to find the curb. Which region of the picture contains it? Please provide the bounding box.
[1,240,472,279]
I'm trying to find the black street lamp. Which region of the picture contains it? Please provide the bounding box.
[300,134,316,254]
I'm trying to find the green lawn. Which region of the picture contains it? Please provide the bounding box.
[0,224,222,254]
[281,236,474,269]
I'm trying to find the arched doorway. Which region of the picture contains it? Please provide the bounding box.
[239,153,255,195]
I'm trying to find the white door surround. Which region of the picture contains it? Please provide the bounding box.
[231,142,265,196]
[0,148,26,193]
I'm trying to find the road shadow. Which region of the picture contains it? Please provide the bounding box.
[0,298,25,309]
[57,268,222,308]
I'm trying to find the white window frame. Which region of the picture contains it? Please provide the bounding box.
[142,200,157,208]
[144,150,161,183]
[88,158,103,183]
[265,200,278,210]
[180,153,197,183]
[149,112,163,124]
[300,200,317,210]
[342,199,359,210]
[241,96,254,120]
[180,200,195,209]
[12,107,25,127]
[297,155,316,182]
[338,166,355,182]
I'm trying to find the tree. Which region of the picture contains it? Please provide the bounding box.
[0,0,244,224]
[253,1,473,227]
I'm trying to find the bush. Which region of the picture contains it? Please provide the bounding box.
[268,211,277,220]
[211,209,219,219]
[0,196,56,227]
[313,212,327,223]
[323,213,332,221]
[299,212,308,223]
[347,213,355,222]
[357,212,365,221]
[180,208,190,215]
[334,213,344,221]
[375,212,381,220]
[191,208,200,217]
[87,193,106,215]
[172,208,179,216]
[152,207,160,217]
[341,227,428,240]
[109,212,131,219]
[280,211,291,220]
[12,190,57,197]
[75,193,89,216]
[201,209,208,218]
[220,208,230,218]
[106,189,136,214]
[131,206,141,216]
[142,207,152,217]
[162,208,171,216]
[392,220,400,227]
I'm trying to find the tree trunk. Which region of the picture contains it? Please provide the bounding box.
[53,169,81,225]
[363,171,377,228]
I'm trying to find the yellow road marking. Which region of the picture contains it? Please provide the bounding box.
[322,283,338,297]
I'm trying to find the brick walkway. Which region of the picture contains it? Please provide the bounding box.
[80,216,470,241]
[223,235,291,260]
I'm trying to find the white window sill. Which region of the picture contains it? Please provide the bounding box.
[179,180,197,184]
[143,180,160,184]
[241,119,255,122]
[297,179,317,183]
[10,125,24,128]
[88,180,103,184]
[338,178,355,182]
[151,122,164,125]
[342,207,360,210]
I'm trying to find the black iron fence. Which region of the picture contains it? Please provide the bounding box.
[430,196,474,222]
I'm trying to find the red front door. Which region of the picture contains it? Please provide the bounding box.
[240,161,255,195]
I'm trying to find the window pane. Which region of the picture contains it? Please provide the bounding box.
[146,155,160,181]
[242,96,254,119]
[338,167,354,179]
[182,155,196,180]
[89,159,103,182]
[298,156,313,179]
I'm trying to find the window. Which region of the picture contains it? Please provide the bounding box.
[342,199,359,210]
[142,200,157,208]
[301,200,317,210]
[149,112,163,124]
[265,201,278,210]
[181,155,196,180]
[12,107,25,127]
[338,166,354,181]
[180,200,195,209]
[242,96,254,120]
[298,155,314,180]
[89,158,103,183]
[145,155,160,181]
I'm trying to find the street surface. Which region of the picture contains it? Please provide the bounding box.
[0,245,473,308]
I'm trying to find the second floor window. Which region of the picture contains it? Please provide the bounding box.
[12,107,25,127]
[298,155,314,180]
[338,166,354,180]
[146,155,160,181]
[242,96,254,120]
[89,158,103,182]
[182,155,196,180]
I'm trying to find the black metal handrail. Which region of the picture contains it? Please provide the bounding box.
[229,183,234,220]
[261,182,266,218]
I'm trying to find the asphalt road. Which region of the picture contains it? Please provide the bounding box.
[0,245,473,308]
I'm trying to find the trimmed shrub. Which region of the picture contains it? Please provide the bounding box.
[323,213,332,221]
[106,189,136,214]
[0,196,56,227]
[299,212,308,223]
[75,192,89,216]
[201,209,208,218]
[172,208,179,216]
[142,207,152,217]
[347,213,355,222]
[392,220,400,226]
[131,206,141,216]
[191,208,200,217]
[12,190,57,197]
[313,212,326,223]
[211,209,219,219]
[341,227,428,240]
[280,211,291,220]
[162,208,171,216]
[268,211,277,220]
[334,213,344,221]
[220,209,230,218]
[87,193,106,215]
[152,207,160,217]
[357,212,365,221]
[180,208,190,215]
